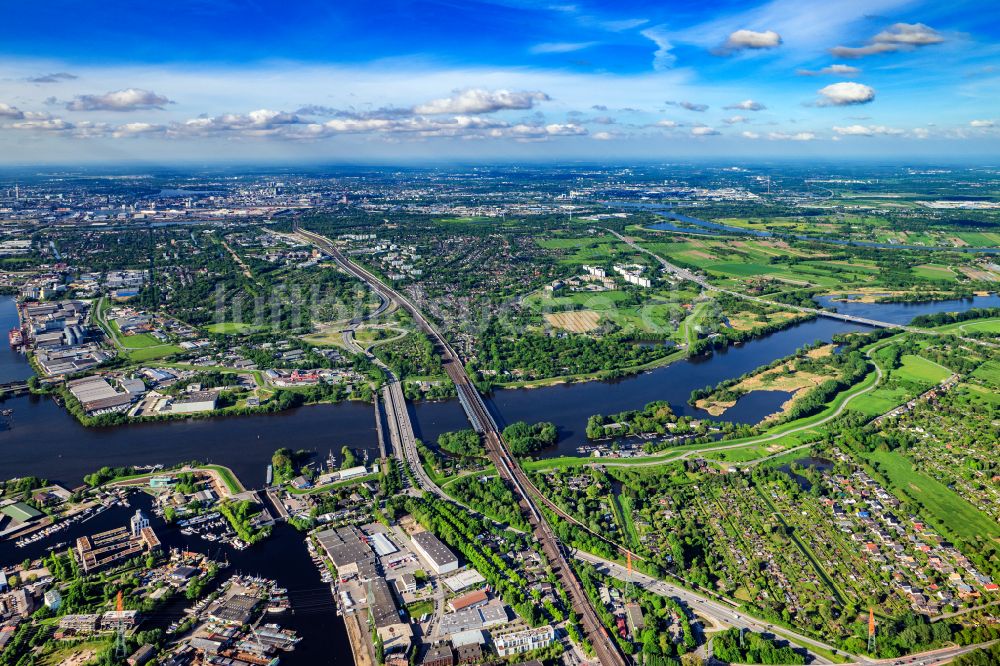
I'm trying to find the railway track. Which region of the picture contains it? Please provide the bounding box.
[296,226,629,666]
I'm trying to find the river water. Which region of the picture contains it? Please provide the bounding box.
[4,293,1000,479]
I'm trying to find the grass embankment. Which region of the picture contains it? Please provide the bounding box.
[103,463,244,495]
[289,473,379,495]
[202,464,245,494]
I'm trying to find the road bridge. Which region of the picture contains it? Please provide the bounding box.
[296,226,629,666]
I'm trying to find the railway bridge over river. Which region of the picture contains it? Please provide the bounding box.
[295,226,631,666]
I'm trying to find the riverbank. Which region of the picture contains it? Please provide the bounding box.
[491,347,685,390]
[343,612,376,666]
[521,332,899,473]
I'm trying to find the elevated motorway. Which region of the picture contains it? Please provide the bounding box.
[381,373,449,500]
[295,226,629,666]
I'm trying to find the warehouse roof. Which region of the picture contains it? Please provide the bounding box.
[412,531,458,568]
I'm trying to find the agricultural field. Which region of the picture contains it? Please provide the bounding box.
[849,341,961,417]
[699,211,1000,251]
[544,309,602,333]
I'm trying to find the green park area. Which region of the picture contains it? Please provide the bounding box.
[206,321,260,334]
[117,332,184,361]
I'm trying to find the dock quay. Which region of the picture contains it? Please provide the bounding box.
[343,611,376,666]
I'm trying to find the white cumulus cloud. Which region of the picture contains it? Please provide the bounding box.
[0,103,25,119]
[66,88,174,112]
[768,131,816,141]
[665,100,708,112]
[817,82,875,106]
[11,117,74,132]
[691,126,719,136]
[831,23,944,59]
[832,124,903,136]
[113,122,167,138]
[970,119,995,128]
[724,99,766,111]
[797,64,861,76]
[413,89,549,115]
[715,29,782,55]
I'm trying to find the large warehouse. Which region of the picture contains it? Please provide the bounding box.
[410,531,458,575]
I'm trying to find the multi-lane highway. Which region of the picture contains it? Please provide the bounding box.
[575,550,843,664]
[296,225,629,666]
[380,372,448,499]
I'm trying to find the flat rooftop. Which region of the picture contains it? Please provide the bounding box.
[411,531,458,568]
[316,526,374,569]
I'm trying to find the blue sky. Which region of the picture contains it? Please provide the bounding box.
[0,0,997,162]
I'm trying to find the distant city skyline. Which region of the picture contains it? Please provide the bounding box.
[1,0,998,163]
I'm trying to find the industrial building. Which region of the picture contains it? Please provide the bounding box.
[66,376,134,416]
[437,600,508,636]
[411,531,458,575]
[370,532,398,557]
[208,594,260,625]
[367,577,412,652]
[0,501,43,534]
[316,526,376,580]
[442,570,486,593]
[448,588,488,612]
[161,390,218,414]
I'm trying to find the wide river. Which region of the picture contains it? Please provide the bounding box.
[3,293,1000,481]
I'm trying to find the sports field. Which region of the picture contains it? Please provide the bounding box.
[545,310,602,332]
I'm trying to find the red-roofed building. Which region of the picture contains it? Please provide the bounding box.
[448,588,488,613]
